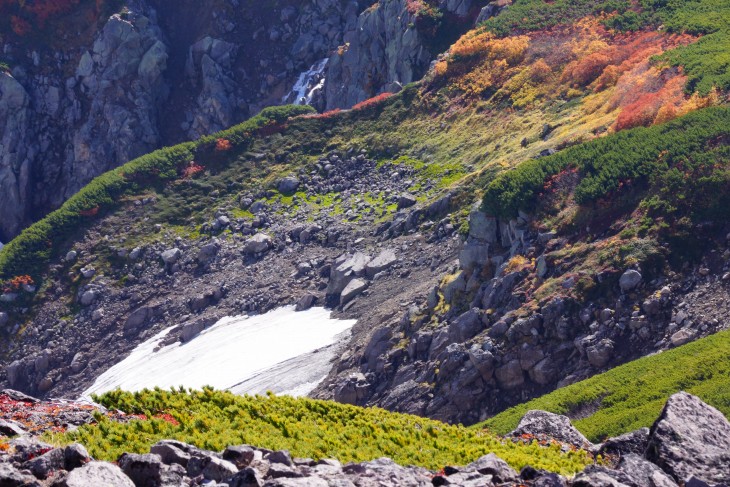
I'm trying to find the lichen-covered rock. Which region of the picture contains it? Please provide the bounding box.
[646,392,730,485]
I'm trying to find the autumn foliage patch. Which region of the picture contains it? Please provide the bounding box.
[352,93,395,111]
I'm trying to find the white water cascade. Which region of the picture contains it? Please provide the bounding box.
[81,306,355,399]
[283,58,329,106]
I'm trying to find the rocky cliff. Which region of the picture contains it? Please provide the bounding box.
[0,0,493,243]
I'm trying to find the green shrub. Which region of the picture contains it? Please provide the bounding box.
[480,329,730,442]
[482,106,730,217]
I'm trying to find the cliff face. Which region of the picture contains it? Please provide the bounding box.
[0,0,494,243]
[323,0,488,109]
[0,0,363,242]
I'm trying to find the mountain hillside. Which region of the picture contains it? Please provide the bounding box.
[0,0,729,485]
[0,0,488,243]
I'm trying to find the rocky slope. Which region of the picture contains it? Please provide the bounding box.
[0,0,491,243]
[0,0,729,472]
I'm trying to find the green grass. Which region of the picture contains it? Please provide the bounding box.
[52,389,591,474]
[479,329,730,442]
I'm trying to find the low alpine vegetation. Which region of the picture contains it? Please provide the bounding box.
[57,389,592,474]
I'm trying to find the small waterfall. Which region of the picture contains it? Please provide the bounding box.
[283,58,329,106]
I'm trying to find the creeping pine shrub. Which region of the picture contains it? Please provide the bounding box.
[482,106,730,217]
[58,389,591,474]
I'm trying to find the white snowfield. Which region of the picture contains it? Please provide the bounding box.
[82,307,355,399]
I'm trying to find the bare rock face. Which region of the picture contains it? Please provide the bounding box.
[323,0,488,110]
[646,392,730,485]
[0,72,33,241]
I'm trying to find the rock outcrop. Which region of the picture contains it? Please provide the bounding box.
[323,0,490,109]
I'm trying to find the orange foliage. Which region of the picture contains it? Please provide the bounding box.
[3,275,34,293]
[352,92,395,111]
[215,138,232,152]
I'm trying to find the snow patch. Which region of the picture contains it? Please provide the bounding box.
[82,306,355,399]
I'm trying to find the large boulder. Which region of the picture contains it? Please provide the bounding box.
[510,410,593,449]
[277,176,300,194]
[60,462,135,487]
[327,252,371,296]
[465,453,518,483]
[646,392,730,484]
[619,269,642,292]
[365,249,397,278]
[0,462,39,486]
[242,233,273,255]
[340,279,368,306]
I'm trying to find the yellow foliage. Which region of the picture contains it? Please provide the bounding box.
[505,254,530,273]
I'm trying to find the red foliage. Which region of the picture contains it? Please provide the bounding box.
[301,108,343,119]
[10,15,31,36]
[257,122,287,137]
[181,162,205,179]
[155,413,180,426]
[352,92,395,111]
[78,206,100,217]
[215,138,232,152]
[614,73,686,131]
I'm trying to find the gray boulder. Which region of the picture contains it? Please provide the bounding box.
[278,176,300,194]
[60,462,135,487]
[340,279,368,305]
[327,252,371,296]
[365,249,397,278]
[397,194,417,209]
[0,419,26,437]
[197,241,220,265]
[150,441,191,468]
[160,248,182,265]
[598,428,650,457]
[25,447,65,479]
[510,410,593,449]
[64,443,91,470]
[295,294,317,312]
[646,392,730,484]
[0,462,39,486]
[619,270,642,292]
[586,339,614,368]
[222,445,255,469]
[243,233,273,255]
[118,453,166,487]
[466,453,518,483]
[449,308,483,343]
[495,360,524,389]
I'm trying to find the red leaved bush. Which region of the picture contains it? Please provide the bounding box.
[300,108,343,119]
[181,162,205,179]
[352,92,395,111]
[78,206,100,217]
